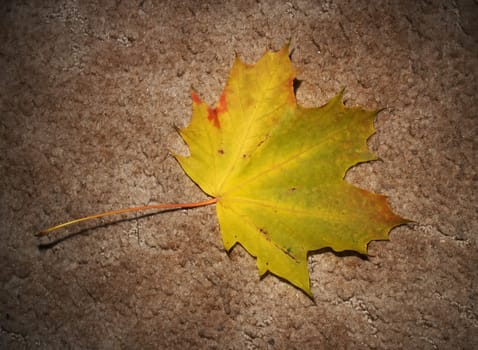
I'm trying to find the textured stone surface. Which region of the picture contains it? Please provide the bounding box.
[1,0,477,349]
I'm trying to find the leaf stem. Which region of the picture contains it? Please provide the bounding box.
[36,197,218,236]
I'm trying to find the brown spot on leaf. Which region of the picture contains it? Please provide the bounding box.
[217,149,224,155]
[259,227,271,241]
[207,107,220,128]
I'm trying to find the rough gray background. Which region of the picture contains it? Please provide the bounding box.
[1,0,477,349]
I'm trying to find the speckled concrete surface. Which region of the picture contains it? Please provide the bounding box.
[1,0,477,349]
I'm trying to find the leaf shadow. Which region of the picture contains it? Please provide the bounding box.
[308,247,369,260]
[255,248,369,302]
[258,271,317,303]
[36,208,181,251]
[293,78,302,96]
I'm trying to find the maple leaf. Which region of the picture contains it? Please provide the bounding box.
[37,45,408,297]
[175,45,408,296]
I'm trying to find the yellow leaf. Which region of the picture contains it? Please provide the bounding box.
[176,45,408,296]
